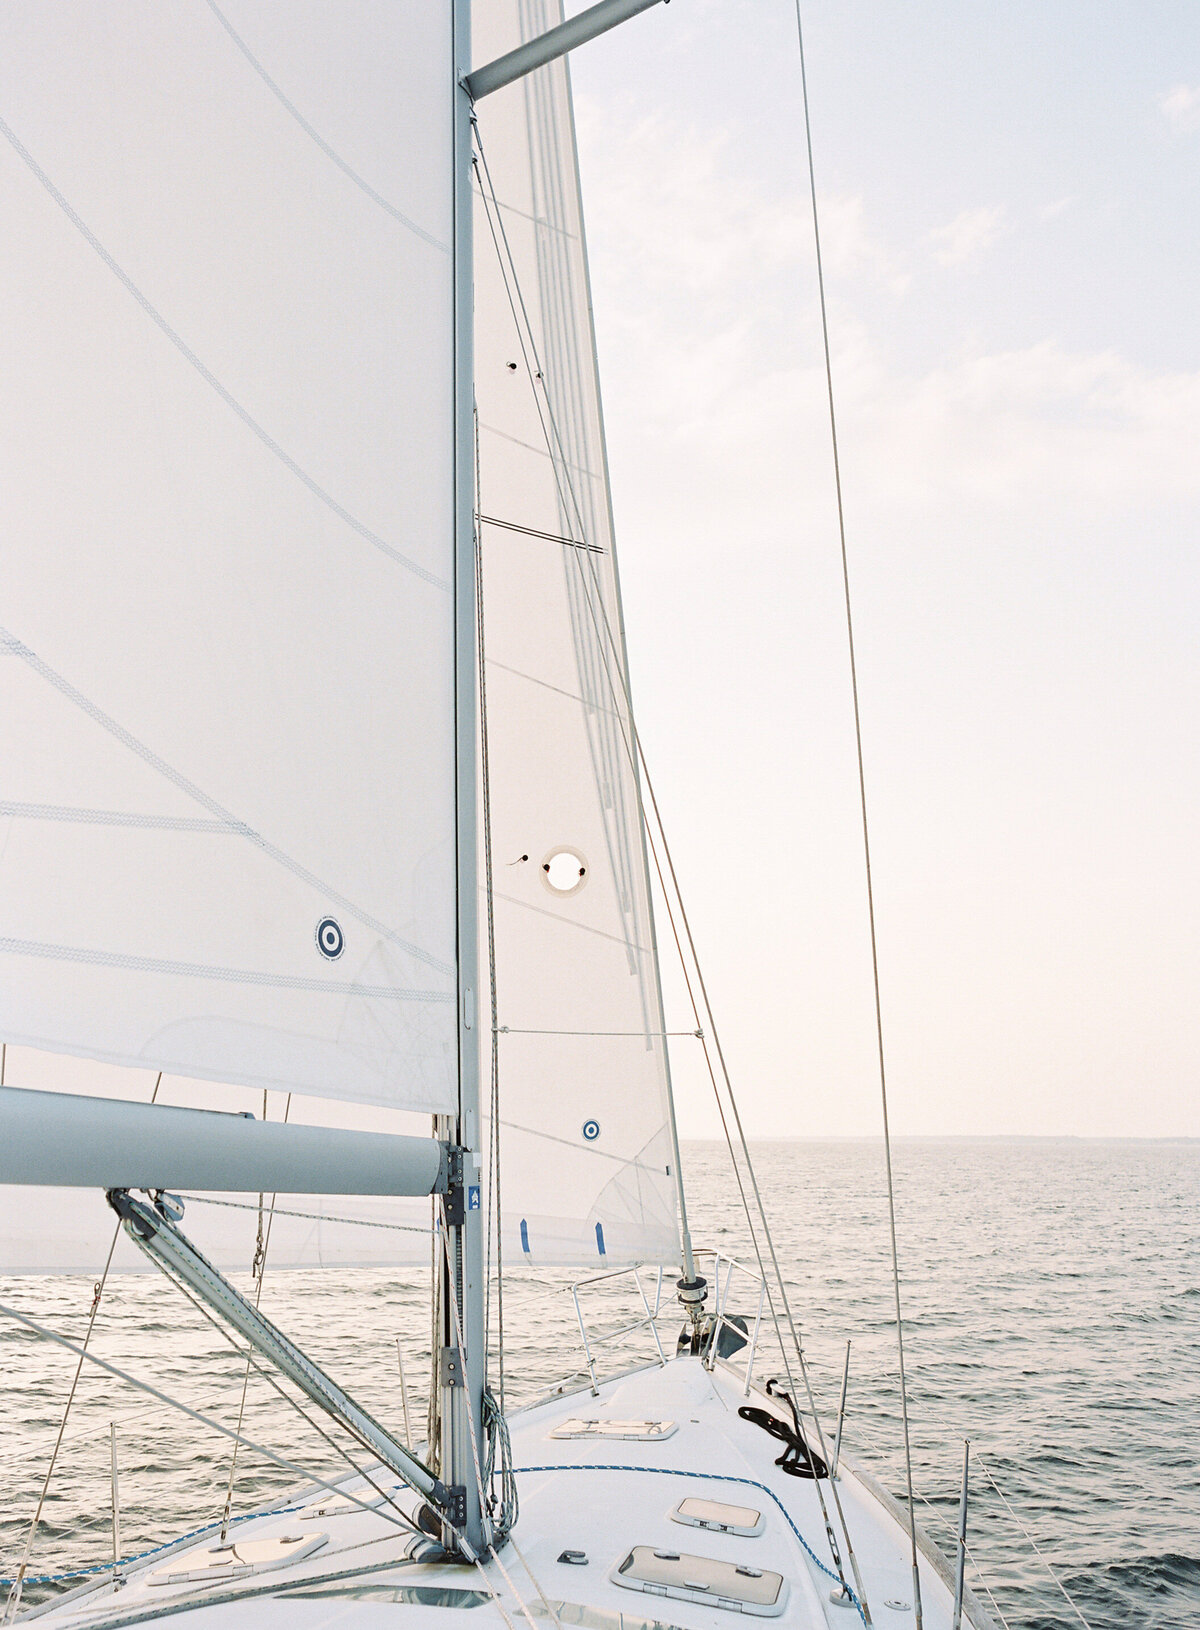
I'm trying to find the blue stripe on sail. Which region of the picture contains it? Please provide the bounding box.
[520,1218,530,1255]
[595,1222,606,1257]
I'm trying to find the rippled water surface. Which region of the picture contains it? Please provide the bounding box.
[2,1138,1197,1628]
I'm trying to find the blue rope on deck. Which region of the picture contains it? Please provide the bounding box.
[512,1462,867,1624]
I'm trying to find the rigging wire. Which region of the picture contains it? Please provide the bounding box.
[972,1452,1093,1629]
[136,1218,423,1543]
[2,1071,162,1625]
[630,742,872,1616]
[171,1194,430,1235]
[437,1208,528,1624]
[475,403,508,1426]
[788,4,924,1625]
[835,1417,1014,1629]
[0,1303,415,1532]
[472,117,870,1615]
[474,61,798,1427]
[219,1091,291,1540]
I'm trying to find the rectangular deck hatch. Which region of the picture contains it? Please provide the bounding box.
[612,1547,788,1617]
[550,1419,678,1442]
[672,1497,764,1537]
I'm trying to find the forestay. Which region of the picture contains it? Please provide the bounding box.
[473,0,679,1266]
[0,2,458,1112]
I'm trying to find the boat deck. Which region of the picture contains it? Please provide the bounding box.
[25,1356,994,1630]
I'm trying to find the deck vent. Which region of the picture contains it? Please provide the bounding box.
[672,1497,764,1537]
[550,1419,678,1442]
[612,1546,788,1617]
[148,1532,327,1587]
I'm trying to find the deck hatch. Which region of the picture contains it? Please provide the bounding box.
[550,1418,678,1441]
[672,1496,764,1537]
[612,1546,788,1617]
[148,1532,327,1587]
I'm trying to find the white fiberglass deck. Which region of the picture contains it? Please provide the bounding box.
[23,1357,994,1630]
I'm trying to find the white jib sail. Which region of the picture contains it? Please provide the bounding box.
[0,3,458,1113]
[473,1,680,1266]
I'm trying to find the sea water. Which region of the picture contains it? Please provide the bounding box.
[1,1138,1197,1629]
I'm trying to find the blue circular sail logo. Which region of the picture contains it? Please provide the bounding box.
[582,1119,600,1142]
[315,917,344,960]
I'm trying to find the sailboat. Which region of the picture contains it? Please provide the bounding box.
[0,3,999,1627]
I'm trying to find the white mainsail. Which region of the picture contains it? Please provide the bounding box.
[0,2,458,1113]
[473,1,680,1266]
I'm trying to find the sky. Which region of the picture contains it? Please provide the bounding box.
[564,1,1200,1138]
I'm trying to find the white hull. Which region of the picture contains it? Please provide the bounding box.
[23,1356,994,1630]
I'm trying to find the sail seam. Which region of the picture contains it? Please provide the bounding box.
[0,802,242,832]
[0,936,451,1001]
[499,1119,665,1174]
[0,626,454,976]
[471,180,579,242]
[484,658,622,720]
[478,418,598,479]
[202,0,450,253]
[475,115,653,1000]
[0,115,450,593]
[491,888,649,954]
[175,1194,431,1234]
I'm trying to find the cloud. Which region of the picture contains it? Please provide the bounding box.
[842,340,1200,515]
[573,101,906,305]
[819,194,910,294]
[576,100,1200,518]
[1160,83,1200,135]
[929,204,1007,267]
[1038,195,1075,221]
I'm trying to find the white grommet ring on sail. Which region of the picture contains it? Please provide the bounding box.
[540,847,588,896]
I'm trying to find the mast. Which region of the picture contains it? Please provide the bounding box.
[443,0,676,1551]
[444,0,488,1556]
